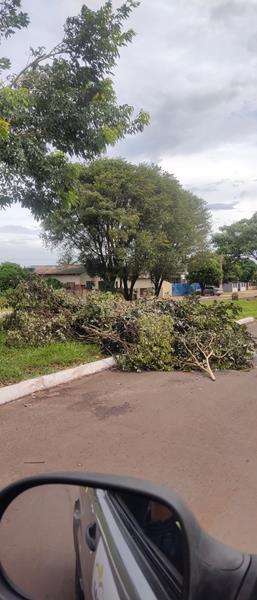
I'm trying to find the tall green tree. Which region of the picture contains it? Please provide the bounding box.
[149,188,209,296]
[0,1,149,217]
[222,257,257,283]
[213,212,257,261]
[43,159,151,297]
[187,253,223,293]
[42,159,209,299]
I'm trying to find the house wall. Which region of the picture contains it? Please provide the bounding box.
[133,278,154,297]
[44,273,101,289]
[223,282,248,292]
[41,269,172,299]
[45,274,81,285]
[159,281,172,299]
[223,283,235,292]
[79,273,102,289]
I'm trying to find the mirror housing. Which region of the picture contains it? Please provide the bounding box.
[0,472,252,600]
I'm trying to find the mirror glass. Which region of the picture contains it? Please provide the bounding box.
[0,484,184,599]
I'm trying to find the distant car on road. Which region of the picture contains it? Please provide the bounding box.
[202,286,223,296]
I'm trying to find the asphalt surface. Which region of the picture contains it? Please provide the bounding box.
[1,323,257,598]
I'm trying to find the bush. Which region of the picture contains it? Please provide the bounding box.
[45,277,64,289]
[0,295,8,309]
[5,277,80,346]
[118,314,173,372]
[0,262,29,293]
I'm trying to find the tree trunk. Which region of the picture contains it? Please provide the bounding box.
[123,275,130,301]
[128,276,138,301]
[102,272,117,292]
[122,272,138,301]
[153,277,163,297]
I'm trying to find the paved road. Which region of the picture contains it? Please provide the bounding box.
[1,356,257,555]
[200,290,257,301]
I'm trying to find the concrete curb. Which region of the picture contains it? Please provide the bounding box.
[0,357,116,407]
[237,317,255,325]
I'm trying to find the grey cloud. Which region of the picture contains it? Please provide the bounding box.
[189,184,219,194]
[208,202,238,211]
[210,1,245,22]
[237,190,248,199]
[187,180,230,194]
[114,86,255,160]
[0,225,38,234]
[110,0,257,161]
[0,242,58,266]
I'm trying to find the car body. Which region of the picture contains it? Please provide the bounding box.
[73,487,183,600]
[202,286,223,296]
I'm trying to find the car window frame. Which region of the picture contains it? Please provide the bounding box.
[93,489,164,600]
[106,492,183,600]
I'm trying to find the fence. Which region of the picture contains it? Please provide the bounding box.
[172,283,201,297]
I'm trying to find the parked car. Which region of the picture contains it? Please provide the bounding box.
[73,486,183,600]
[202,286,223,296]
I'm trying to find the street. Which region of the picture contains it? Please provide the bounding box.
[1,360,257,555]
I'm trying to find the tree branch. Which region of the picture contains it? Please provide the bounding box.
[10,44,64,88]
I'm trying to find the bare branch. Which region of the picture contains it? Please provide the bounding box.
[10,44,64,88]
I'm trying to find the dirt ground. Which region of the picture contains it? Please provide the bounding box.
[1,342,257,556]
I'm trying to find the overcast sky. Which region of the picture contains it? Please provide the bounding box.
[1,0,257,265]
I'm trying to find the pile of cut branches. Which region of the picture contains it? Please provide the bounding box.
[165,299,254,381]
[3,280,255,380]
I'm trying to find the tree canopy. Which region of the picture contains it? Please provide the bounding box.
[42,159,210,299]
[0,1,149,217]
[0,1,29,49]
[213,212,257,262]
[222,257,257,283]
[187,253,222,292]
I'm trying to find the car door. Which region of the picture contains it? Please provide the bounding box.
[74,487,182,600]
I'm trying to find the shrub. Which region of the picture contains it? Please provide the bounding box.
[5,277,80,346]
[0,295,8,309]
[0,262,29,293]
[118,314,174,372]
[45,277,64,289]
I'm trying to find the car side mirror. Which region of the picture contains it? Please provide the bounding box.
[0,473,252,600]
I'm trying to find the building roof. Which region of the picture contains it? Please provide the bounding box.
[33,264,86,276]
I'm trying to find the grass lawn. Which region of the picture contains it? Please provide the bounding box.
[233,298,257,319]
[0,332,102,387]
[204,298,257,319]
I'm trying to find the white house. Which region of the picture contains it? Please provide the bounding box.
[34,264,172,299]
